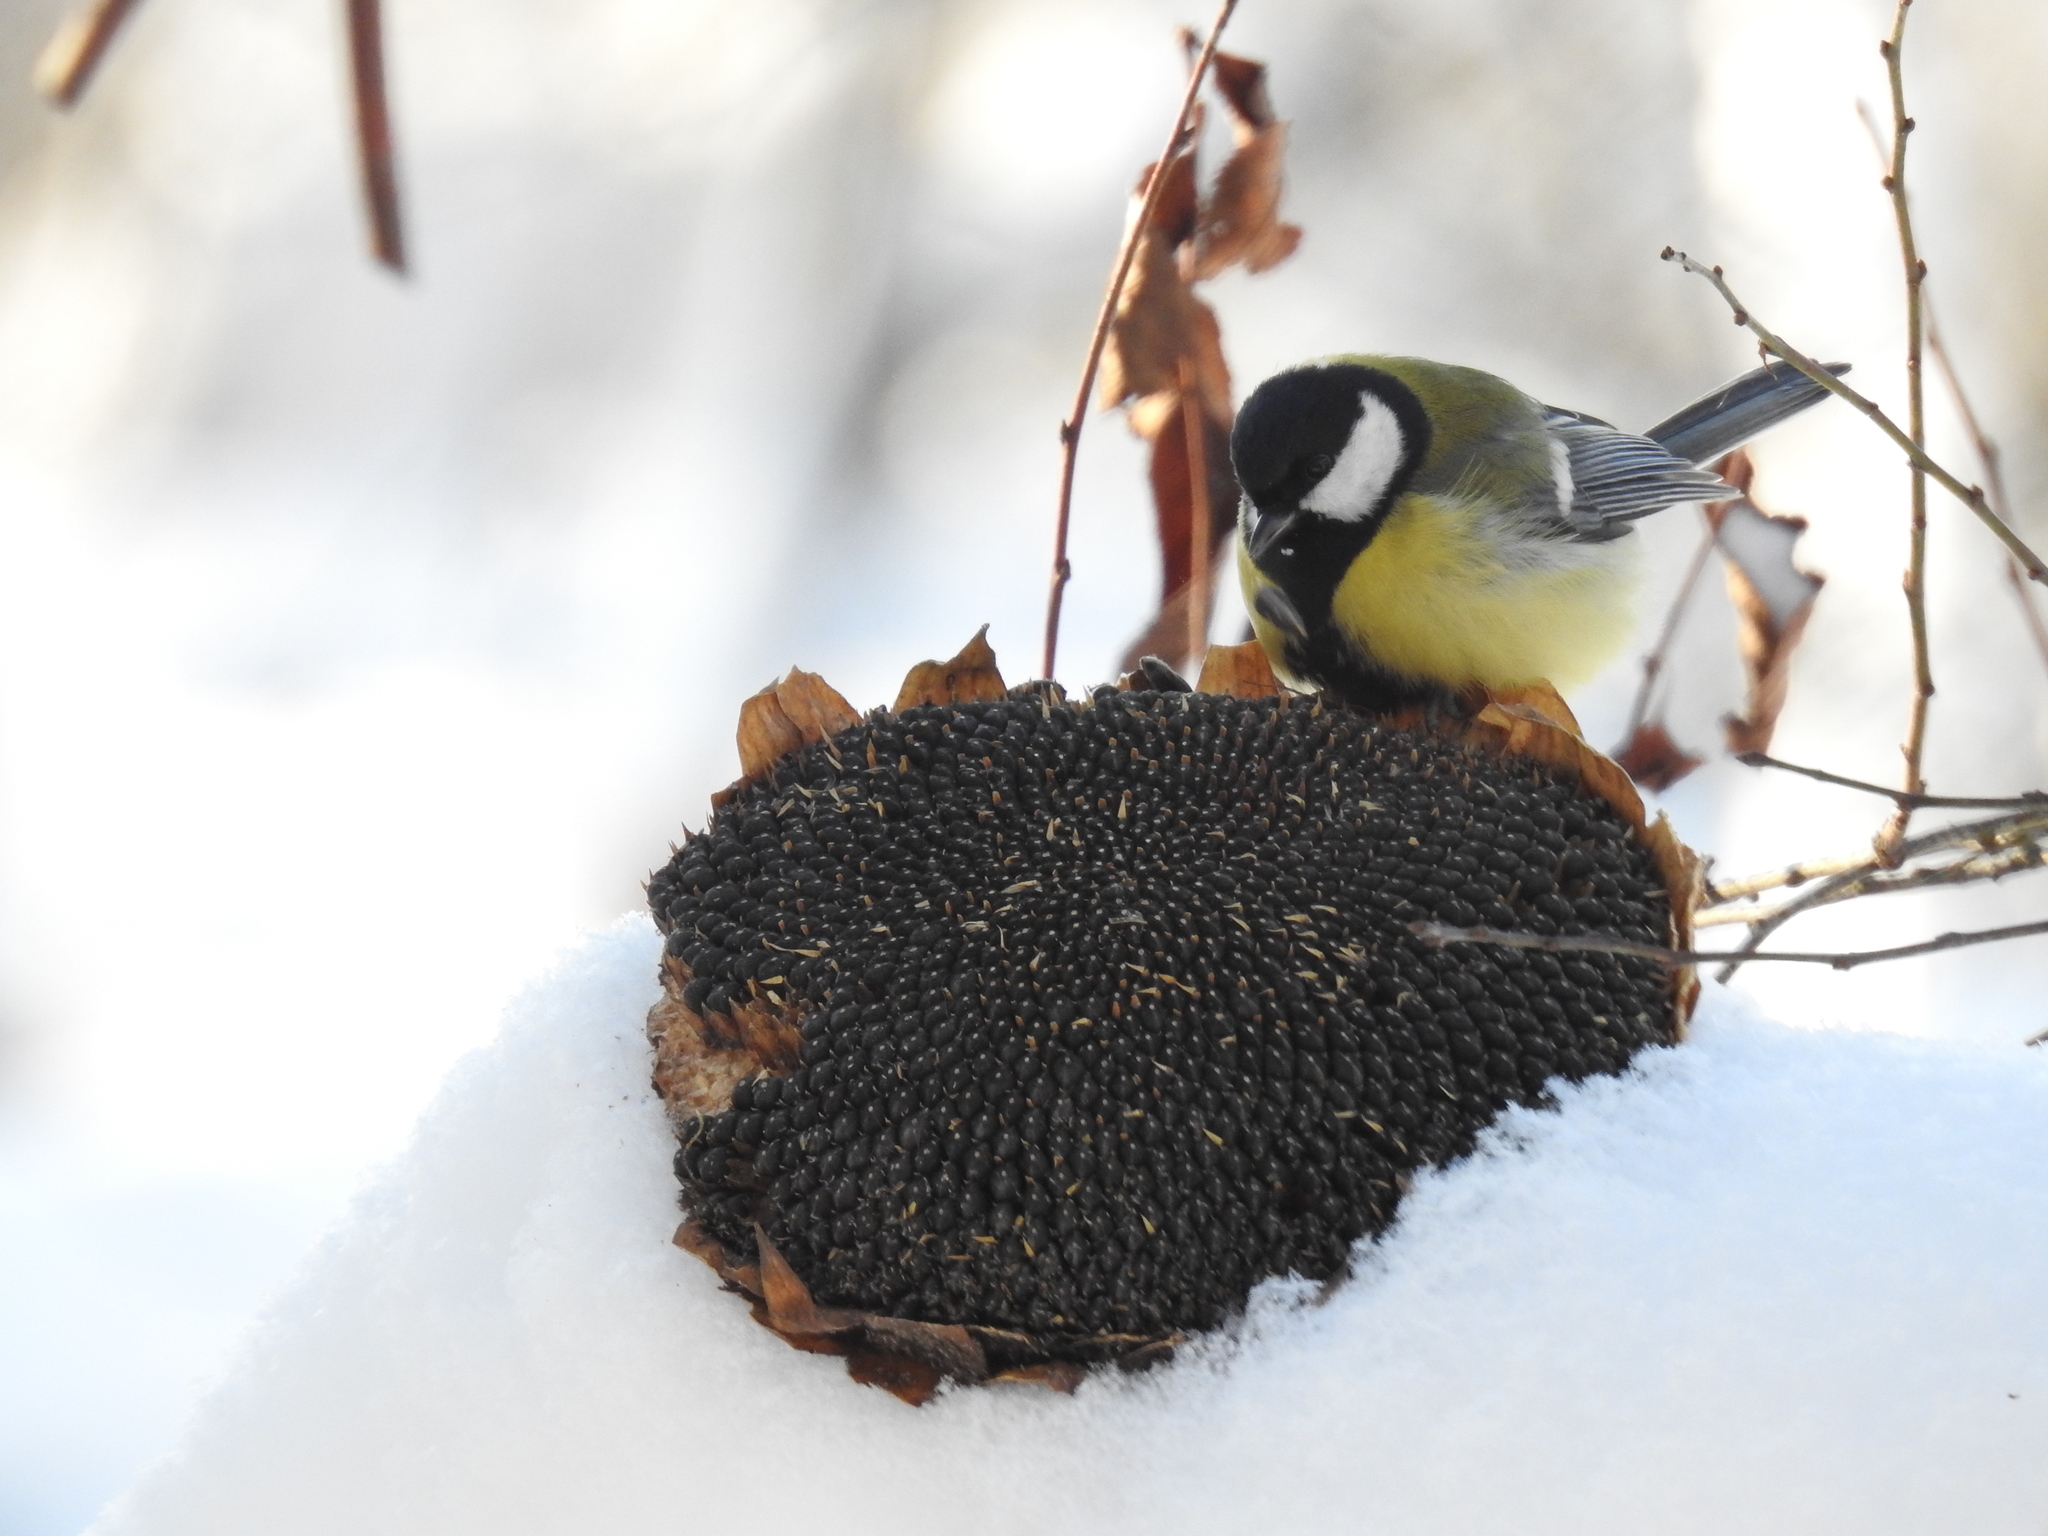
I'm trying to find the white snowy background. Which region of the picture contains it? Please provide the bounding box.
[0,0,2043,1531]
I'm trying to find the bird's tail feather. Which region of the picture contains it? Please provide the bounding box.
[1645,360,1850,466]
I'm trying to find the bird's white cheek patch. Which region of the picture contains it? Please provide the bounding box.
[1548,438,1575,519]
[1303,392,1405,522]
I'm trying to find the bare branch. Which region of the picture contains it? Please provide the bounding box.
[1710,807,2048,977]
[1706,852,1875,904]
[1696,838,2048,927]
[1411,918,2048,972]
[1660,247,2048,586]
[1042,0,1240,682]
[1704,805,2048,907]
[1736,750,2045,810]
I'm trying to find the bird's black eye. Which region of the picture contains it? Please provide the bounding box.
[1307,452,1336,478]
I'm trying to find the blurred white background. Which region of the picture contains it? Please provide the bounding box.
[0,0,2042,1528]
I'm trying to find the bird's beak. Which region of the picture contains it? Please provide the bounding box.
[1253,585,1309,640]
[1245,506,1302,568]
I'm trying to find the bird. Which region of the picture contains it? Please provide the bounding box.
[1230,355,1844,713]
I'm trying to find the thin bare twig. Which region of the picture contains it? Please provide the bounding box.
[1736,750,2045,810]
[1711,806,2048,977]
[1660,248,2048,586]
[1696,839,2048,926]
[33,0,143,106]
[1706,852,1877,904]
[1042,0,1240,682]
[1412,918,2048,972]
[1706,805,2048,912]
[346,0,406,273]
[1874,0,1931,862]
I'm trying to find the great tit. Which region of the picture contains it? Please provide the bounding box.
[1231,356,1843,712]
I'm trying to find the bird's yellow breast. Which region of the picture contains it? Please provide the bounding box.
[1329,494,1637,691]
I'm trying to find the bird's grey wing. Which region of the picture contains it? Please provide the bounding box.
[1644,360,1849,466]
[1540,412,1731,542]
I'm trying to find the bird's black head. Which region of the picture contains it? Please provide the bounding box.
[1230,362,1433,626]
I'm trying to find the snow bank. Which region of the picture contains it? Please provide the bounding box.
[97,918,2048,1536]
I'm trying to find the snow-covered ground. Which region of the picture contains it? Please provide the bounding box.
[92,919,2048,1536]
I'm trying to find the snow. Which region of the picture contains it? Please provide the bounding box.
[95,918,2048,1536]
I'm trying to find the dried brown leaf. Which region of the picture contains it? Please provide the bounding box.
[893,625,1007,710]
[1204,47,1278,128]
[1188,50,1302,280]
[1707,457,1824,757]
[1112,401,1239,676]
[1149,397,1237,595]
[1613,721,1706,793]
[1190,126,1302,279]
[1098,149,1231,432]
